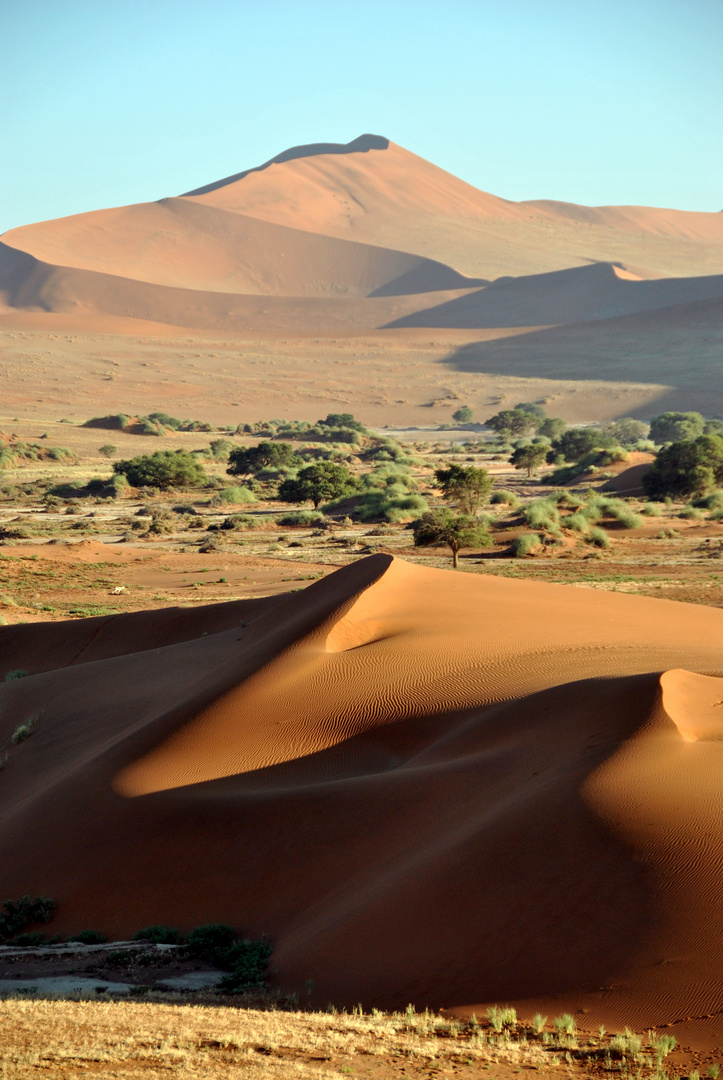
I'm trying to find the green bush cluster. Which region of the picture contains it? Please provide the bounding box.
[0,896,56,943]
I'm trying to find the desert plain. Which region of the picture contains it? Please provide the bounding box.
[1,135,723,1079]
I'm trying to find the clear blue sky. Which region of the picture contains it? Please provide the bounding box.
[2,0,721,233]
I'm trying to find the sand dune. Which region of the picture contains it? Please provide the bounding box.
[183,136,723,279]
[3,555,723,1044]
[1,199,481,297]
[3,133,723,338]
[386,262,723,328]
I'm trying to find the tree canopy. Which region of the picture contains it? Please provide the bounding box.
[452,405,473,424]
[642,435,723,499]
[551,427,617,462]
[278,461,356,508]
[486,408,541,438]
[510,444,548,477]
[601,418,649,446]
[114,450,207,490]
[227,441,301,476]
[412,509,492,568]
[649,412,705,445]
[434,464,493,514]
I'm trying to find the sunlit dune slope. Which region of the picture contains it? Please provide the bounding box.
[3,555,723,1039]
[183,135,723,279]
[0,199,481,297]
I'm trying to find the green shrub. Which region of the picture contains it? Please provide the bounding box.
[4,669,29,681]
[217,937,273,992]
[679,505,704,520]
[215,486,256,505]
[490,489,521,509]
[11,931,46,947]
[132,925,182,945]
[512,533,542,557]
[275,511,324,526]
[586,527,610,548]
[523,500,559,530]
[11,724,31,744]
[564,513,590,533]
[69,930,107,944]
[185,923,236,958]
[0,896,55,942]
[640,502,663,516]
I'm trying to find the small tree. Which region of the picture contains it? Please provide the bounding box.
[98,444,117,458]
[649,411,705,445]
[551,427,616,462]
[486,408,541,438]
[642,435,723,498]
[510,444,547,477]
[413,509,492,568]
[434,464,493,514]
[227,441,301,477]
[602,417,649,446]
[114,450,207,490]
[452,405,473,424]
[538,417,566,440]
[278,461,356,509]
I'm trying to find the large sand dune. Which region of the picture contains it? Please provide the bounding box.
[3,555,723,1044]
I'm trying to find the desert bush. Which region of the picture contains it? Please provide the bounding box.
[643,435,723,498]
[609,1028,642,1057]
[217,937,273,992]
[69,930,107,944]
[640,502,663,516]
[132,925,182,945]
[531,1013,547,1035]
[275,511,324,526]
[586,526,610,548]
[490,489,521,509]
[523,500,560,530]
[564,512,590,533]
[694,490,723,511]
[218,514,257,531]
[278,461,356,508]
[4,669,29,681]
[512,533,542,557]
[649,411,706,444]
[11,724,32,744]
[11,931,46,947]
[678,505,704,520]
[214,485,256,505]
[0,896,55,942]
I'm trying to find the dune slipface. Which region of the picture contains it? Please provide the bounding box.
[2,555,723,1044]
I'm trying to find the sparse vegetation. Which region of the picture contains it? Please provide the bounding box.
[413,509,492,568]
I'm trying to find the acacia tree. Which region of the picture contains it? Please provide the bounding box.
[412,509,492,569]
[510,444,547,478]
[434,464,492,514]
[486,408,541,438]
[227,441,300,477]
[278,461,356,509]
[114,450,207,490]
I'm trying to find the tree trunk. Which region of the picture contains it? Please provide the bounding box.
[452,546,459,569]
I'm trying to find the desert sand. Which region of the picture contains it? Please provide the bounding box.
[3,553,723,1049]
[1,134,722,420]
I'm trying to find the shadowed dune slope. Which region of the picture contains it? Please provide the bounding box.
[3,555,723,1040]
[386,262,723,328]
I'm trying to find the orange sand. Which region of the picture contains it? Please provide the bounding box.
[3,555,723,1048]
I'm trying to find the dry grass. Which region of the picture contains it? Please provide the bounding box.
[0,998,553,1078]
[0,998,691,1080]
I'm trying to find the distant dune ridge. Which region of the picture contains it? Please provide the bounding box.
[4,555,723,1044]
[2,133,723,336]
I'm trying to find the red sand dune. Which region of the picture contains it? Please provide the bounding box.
[3,555,723,1047]
[2,134,723,336]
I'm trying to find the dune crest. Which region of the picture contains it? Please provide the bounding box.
[660,669,723,742]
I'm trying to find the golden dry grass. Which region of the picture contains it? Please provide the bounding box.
[0,999,558,1079]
